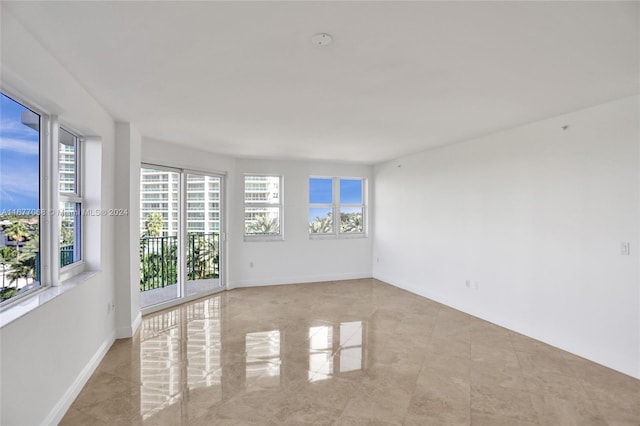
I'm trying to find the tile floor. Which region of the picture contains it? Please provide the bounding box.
[61,279,640,425]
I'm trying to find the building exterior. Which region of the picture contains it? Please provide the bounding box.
[140,170,278,236]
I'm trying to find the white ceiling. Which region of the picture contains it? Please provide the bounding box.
[3,1,639,164]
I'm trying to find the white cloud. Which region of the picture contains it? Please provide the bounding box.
[0,118,38,137]
[0,137,39,155]
[0,166,39,206]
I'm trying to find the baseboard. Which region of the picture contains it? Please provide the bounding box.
[228,272,371,289]
[116,311,142,339]
[373,272,640,380]
[43,331,116,425]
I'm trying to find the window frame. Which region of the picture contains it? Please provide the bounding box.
[57,125,85,279]
[0,91,87,309]
[243,174,284,242]
[309,176,367,239]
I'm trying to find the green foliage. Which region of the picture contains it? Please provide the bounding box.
[60,220,74,245]
[7,234,39,287]
[0,247,17,288]
[246,215,279,235]
[139,238,178,291]
[4,221,29,250]
[144,212,164,237]
[309,211,363,233]
[340,212,363,233]
[139,233,220,292]
[187,234,218,280]
[309,214,333,234]
[0,287,19,301]
[1,222,38,296]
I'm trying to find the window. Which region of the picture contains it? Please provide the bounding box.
[243,175,282,239]
[59,128,82,268]
[309,177,365,237]
[0,94,41,303]
[0,92,86,306]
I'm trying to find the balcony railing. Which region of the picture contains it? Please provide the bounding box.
[60,244,74,267]
[139,233,219,292]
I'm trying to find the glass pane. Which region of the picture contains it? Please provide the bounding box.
[244,176,280,204]
[309,178,332,204]
[59,202,81,266]
[309,208,333,234]
[245,207,280,235]
[0,93,41,302]
[186,174,221,297]
[59,128,77,194]
[340,179,363,204]
[340,207,363,233]
[140,167,180,308]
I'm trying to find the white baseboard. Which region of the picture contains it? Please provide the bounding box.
[228,272,371,290]
[116,311,142,339]
[373,273,640,380]
[43,331,116,425]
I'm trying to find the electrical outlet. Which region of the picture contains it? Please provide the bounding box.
[249,261,254,268]
[465,280,470,288]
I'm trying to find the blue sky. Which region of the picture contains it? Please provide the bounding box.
[0,93,40,211]
[309,178,362,222]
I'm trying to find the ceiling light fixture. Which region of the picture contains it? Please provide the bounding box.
[311,33,333,46]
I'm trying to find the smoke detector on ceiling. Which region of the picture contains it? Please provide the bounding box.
[311,33,333,46]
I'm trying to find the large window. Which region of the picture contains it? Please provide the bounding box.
[309,177,365,236]
[0,92,85,305]
[243,175,282,239]
[0,94,41,303]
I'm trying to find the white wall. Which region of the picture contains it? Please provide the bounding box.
[141,140,374,289]
[0,8,118,425]
[114,123,142,338]
[374,95,640,378]
[231,158,373,287]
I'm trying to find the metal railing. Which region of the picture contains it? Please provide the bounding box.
[60,245,74,267]
[139,233,219,292]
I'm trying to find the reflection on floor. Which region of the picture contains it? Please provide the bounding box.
[139,279,222,309]
[61,279,640,425]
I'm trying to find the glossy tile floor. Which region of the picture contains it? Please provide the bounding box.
[61,279,640,425]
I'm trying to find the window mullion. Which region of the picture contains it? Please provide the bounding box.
[334,177,339,234]
[46,116,60,285]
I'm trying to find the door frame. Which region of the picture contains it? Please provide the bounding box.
[140,163,227,315]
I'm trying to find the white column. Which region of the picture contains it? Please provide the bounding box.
[114,122,142,338]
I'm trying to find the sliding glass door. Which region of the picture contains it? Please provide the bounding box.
[185,172,222,298]
[140,165,224,311]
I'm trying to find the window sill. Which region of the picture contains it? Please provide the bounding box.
[0,271,98,329]
[244,235,285,242]
[309,233,368,240]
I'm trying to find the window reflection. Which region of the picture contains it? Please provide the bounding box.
[245,330,281,391]
[340,321,363,373]
[308,321,364,381]
[187,298,221,391]
[140,310,181,420]
[140,296,221,420]
[309,325,333,382]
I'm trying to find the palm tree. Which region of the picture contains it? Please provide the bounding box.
[144,212,164,237]
[340,212,363,233]
[0,247,17,288]
[247,215,279,235]
[310,215,333,234]
[4,221,29,253]
[187,234,218,280]
[8,235,39,286]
